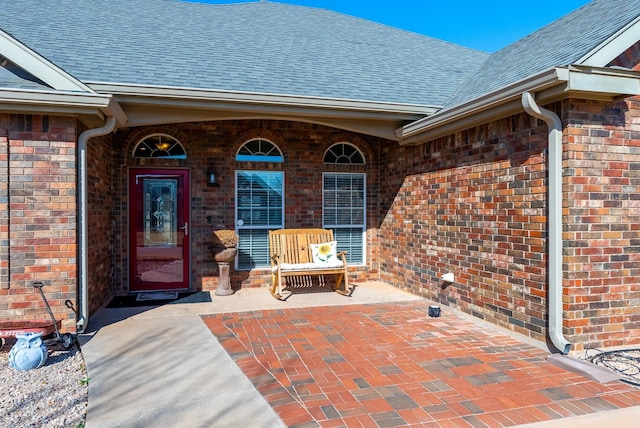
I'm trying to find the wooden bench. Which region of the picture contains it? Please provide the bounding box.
[269,228,351,300]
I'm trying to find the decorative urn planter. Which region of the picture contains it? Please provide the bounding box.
[212,230,239,296]
[213,247,238,263]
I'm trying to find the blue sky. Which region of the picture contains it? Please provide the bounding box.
[188,0,592,52]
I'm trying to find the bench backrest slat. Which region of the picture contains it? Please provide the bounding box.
[270,228,334,265]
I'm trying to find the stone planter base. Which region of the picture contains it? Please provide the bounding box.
[213,247,237,296]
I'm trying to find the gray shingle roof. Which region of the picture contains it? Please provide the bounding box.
[444,0,640,108]
[0,0,488,107]
[1,0,637,112]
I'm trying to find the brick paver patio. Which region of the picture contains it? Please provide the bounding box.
[202,301,640,427]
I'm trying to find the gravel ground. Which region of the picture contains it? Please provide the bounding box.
[0,340,87,428]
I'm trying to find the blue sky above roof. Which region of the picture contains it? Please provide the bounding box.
[445,0,640,108]
[189,0,592,52]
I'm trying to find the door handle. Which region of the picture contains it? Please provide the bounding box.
[180,222,189,236]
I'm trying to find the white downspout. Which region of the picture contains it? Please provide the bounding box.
[76,116,117,333]
[521,92,571,354]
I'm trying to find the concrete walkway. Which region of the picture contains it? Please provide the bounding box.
[79,282,640,427]
[79,282,422,427]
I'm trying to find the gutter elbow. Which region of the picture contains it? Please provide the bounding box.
[550,330,571,355]
[522,92,562,130]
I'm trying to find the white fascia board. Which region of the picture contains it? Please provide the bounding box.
[567,65,640,95]
[577,18,640,67]
[0,88,129,127]
[398,68,568,141]
[0,88,112,108]
[87,82,440,116]
[0,30,94,93]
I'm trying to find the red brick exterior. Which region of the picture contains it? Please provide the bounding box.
[2,44,639,348]
[563,96,640,349]
[0,114,78,332]
[378,96,640,351]
[610,42,640,71]
[111,121,381,295]
[86,132,117,315]
[373,44,640,352]
[379,111,552,342]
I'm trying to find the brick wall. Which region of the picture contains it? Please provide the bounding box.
[86,131,116,314]
[563,96,640,349]
[379,113,552,343]
[378,93,640,351]
[0,114,78,332]
[111,120,381,294]
[558,42,640,349]
[0,127,8,291]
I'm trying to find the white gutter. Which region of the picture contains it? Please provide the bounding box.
[521,92,571,355]
[0,88,115,108]
[76,116,117,333]
[398,66,640,145]
[398,68,569,143]
[88,82,440,116]
[0,89,128,127]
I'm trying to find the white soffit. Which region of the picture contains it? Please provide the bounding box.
[0,30,93,93]
[577,18,640,67]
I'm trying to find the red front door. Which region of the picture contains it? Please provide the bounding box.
[129,168,190,291]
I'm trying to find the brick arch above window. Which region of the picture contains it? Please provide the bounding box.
[323,142,365,165]
[132,133,187,159]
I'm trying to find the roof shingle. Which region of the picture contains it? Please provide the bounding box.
[444,0,640,108]
[0,0,488,107]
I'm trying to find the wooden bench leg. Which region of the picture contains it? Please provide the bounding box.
[333,273,351,296]
[270,272,284,300]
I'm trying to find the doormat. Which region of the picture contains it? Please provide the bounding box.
[106,291,212,308]
[136,291,178,301]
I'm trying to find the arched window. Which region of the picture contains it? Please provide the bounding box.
[323,143,365,165]
[133,134,186,159]
[236,139,283,163]
[322,143,366,265]
[234,138,284,269]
